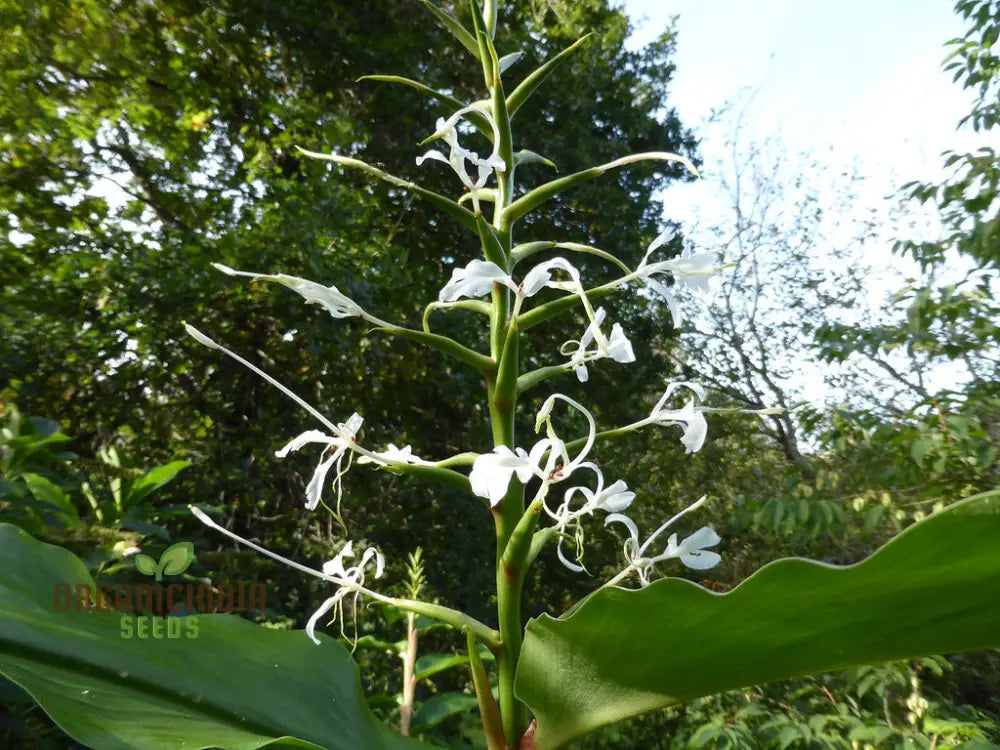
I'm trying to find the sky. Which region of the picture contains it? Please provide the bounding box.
[622,0,981,186]
[618,0,988,404]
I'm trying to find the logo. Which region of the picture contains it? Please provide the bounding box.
[133,542,194,581]
[52,540,268,641]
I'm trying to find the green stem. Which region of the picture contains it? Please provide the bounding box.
[563,419,647,454]
[387,597,501,649]
[483,34,533,743]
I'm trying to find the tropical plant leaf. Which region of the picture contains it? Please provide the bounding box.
[411,692,479,733]
[515,492,1000,749]
[0,524,436,750]
[22,473,82,530]
[124,460,191,508]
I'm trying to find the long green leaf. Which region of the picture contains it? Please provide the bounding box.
[296,148,477,232]
[419,1,480,58]
[515,492,1000,749]
[22,473,82,530]
[411,692,479,733]
[356,76,493,137]
[357,75,468,111]
[370,325,494,375]
[125,460,191,507]
[0,524,434,750]
[506,35,593,117]
[503,152,696,225]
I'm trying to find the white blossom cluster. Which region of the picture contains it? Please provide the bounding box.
[184,101,735,642]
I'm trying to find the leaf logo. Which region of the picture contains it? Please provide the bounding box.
[134,542,195,581]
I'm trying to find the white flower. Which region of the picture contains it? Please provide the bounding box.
[551,470,636,572]
[605,496,721,586]
[189,506,387,646]
[417,103,505,212]
[308,540,385,645]
[649,382,708,453]
[439,259,516,302]
[469,441,551,506]
[607,324,636,363]
[275,413,364,511]
[212,264,367,320]
[591,479,637,513]
[633,229,721,326]
[357,444,432,467]
[663,527,722,570]
[520,257,582,297]
[565,307,635,382]
[659,249,717,294]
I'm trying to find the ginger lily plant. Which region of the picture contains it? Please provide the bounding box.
[185,5,721,743]
[3,4,997,750]
[173,4,1000,749]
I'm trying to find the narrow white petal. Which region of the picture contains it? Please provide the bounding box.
[604,513,641,549]
[416,149,450,167]
[275,430,335,458]
[556,536,585,572]
[647,228,674,256]
[662,381,707,403]
[305,449,342,510]
[681,411,708,453]
[645,277,683,327]
[579,307,607,348]
[306,593,343,645]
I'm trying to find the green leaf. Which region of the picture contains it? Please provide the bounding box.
[515,492,1000,749]
[410,692,479,733]
[158,541,195,576]
[21,473,82,530]
[296,148,478,233]
[503,152,696,225]
[414,653,473,682]
[513,149,557,171]
[356,76,493,138]
[506,35,592,117]
[133,553,158,577]
[0,524,434,750]
[418,1,480,59]
[125,460,191,508]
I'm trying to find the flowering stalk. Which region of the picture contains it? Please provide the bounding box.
[182,4,749,748]
[476,10,530,738]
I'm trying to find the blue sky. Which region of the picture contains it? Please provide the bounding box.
[622,0,980,184]
[618,1,987,403]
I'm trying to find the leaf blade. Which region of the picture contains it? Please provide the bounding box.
[0,525,434,750]
[515,492,1000,749]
